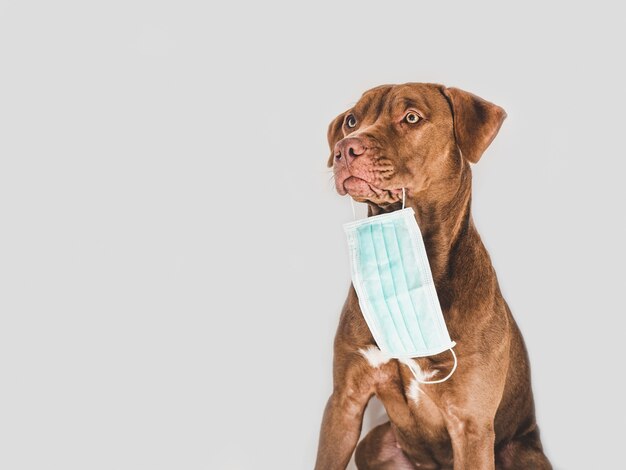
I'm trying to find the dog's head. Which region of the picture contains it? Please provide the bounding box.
[328,83,506,207]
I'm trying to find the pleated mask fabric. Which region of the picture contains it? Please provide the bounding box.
[344,207,456,359]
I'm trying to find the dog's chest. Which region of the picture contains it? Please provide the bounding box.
[359,346,447,429]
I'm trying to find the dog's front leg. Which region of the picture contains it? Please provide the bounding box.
[314,386,371,470]
[315,348,374,470]
[440,338,509,469]
[446,412,496,470]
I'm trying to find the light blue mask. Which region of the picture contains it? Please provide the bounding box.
[344,195,457,384]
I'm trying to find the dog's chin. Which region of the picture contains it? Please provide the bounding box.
[343,176,401,206]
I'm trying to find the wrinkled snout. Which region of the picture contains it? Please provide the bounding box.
[331,135,401,203]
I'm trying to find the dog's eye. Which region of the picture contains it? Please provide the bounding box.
[346,115,357,128]
[405,112,420,124]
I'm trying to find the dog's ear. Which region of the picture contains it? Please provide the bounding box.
[442,87,507,164]
[326,112,346,167]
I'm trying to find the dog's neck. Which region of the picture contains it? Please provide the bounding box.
[368,163,474,284]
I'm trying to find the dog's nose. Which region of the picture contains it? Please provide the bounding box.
[334,137,366,163]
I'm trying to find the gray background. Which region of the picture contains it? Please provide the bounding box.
[1,1,624,469]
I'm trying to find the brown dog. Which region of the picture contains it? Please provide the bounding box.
[315,83,552,470]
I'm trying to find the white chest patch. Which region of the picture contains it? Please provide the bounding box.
[359,346,391,368]
[400,359,438,404]
[407,378,421,404]
[398,358,438,381]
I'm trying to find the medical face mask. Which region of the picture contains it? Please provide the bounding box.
[344,191,457,384]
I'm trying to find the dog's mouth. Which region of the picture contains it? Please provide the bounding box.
[342,176,375,196]
[333,155,404,205]
[339,176,403,203]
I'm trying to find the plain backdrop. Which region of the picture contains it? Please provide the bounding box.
[1,1,625,469]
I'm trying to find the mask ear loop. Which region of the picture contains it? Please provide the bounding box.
[405,348,457,385]
[352,188,405,219]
